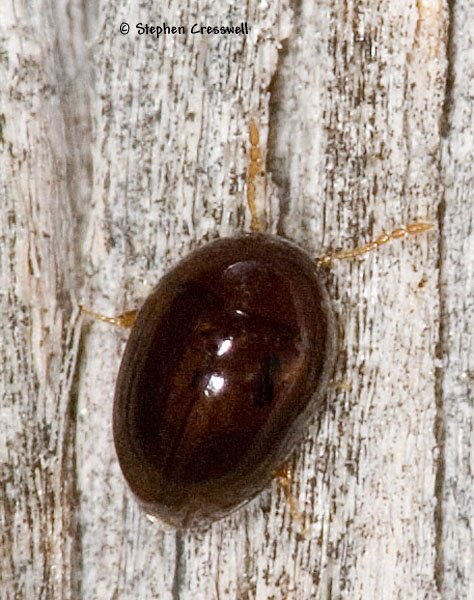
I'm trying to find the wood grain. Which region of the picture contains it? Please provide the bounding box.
[0,1,472,599]
[439,0,474,597]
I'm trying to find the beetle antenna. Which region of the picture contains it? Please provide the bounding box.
[247,120,263,233]
[316,222,433,267]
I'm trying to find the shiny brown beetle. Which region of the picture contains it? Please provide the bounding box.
[81,122,431,528]
[113,233,336,528]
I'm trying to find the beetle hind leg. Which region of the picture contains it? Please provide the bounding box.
[274,464,306,535]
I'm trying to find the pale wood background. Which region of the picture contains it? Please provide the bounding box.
[0,1,472,599]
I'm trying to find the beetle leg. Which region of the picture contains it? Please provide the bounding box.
[274,464,306,534]
[328,379,352,391]
[316,221,433,267]
[79,306,137,328]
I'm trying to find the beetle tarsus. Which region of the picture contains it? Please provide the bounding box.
[79,305,137,328]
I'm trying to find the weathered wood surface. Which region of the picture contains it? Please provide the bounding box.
[0,1,472,599]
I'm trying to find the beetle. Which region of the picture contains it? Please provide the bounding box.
[81,122,431,528]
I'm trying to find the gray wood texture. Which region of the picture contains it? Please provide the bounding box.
[1,1,472,599]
